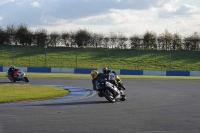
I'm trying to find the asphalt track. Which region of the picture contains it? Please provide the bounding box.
[0,78,200,133]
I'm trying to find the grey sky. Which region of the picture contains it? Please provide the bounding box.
[0,0,199,36]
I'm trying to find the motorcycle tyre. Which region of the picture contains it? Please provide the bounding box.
[11,77,16,82]
[24,77,29,82]
[118,83,126,90]
[103,90,116,103]
[7,76,13,82]
[98,92,103,97]
[120,95,126,101]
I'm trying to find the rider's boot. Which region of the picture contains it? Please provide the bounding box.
[98,92,103,97]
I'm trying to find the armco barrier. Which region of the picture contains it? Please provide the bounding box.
[166,70,190,76]
[1,66,200,76]
[120,70,143,75]
[0,66,3,72]
[27,67,51,73]
[51,68,74,73]
[190,71,200,76]
[143,70,166,76]
[74,68,95,74]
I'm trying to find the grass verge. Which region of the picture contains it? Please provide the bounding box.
[0,84,69,103]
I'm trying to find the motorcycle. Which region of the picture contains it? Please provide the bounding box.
[96,80,126,103]
[115,75,126,90]
[6,69,29,83]
[108,71,126,90]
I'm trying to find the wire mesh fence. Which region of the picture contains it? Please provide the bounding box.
[0,44,200,71]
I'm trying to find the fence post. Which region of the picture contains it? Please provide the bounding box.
[108,46,110,69]
[12,43,14,65]
[44,45,47,67]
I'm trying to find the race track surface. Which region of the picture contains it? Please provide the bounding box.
[0,78,200,133]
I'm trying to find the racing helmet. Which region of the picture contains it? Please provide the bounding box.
[91,70,98,79]
[10,65,15,70]
[102,67,108,74]
[112,71,116,75]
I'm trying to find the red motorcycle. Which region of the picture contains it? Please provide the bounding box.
[6,69,29,82]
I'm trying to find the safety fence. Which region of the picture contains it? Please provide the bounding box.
[0,44,200,71]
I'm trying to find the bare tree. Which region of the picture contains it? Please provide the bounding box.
[172,32,182,50]
[101,37,110,48]
[68,31,76,47]
[16,23,33,46]
[74,29,91,48]
[5,24,17,45]
[158,30,173,50]
[61,31,70,47]
[89,33,104,48]
[108,32,118,49]
[117,33,128,49]
[143,31,157,50]
[49,31,60,47]
[184,32,200,50]
[33,28,48,46]
[0,27,7,45]
[129,34,142,50]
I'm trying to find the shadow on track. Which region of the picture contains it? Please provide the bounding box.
[0,82,12,84]
[27,101,110,107]
[0,82,27,84]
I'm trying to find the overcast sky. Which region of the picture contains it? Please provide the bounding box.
[0,0,200,37]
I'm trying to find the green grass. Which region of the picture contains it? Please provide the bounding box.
[1,44,200,71]
[0,84,69,103]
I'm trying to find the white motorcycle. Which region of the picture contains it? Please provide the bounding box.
[6,69,29,82]
[109,71,126,90]
[96,81,126,103]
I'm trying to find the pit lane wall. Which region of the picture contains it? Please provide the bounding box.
[1,66,200,76]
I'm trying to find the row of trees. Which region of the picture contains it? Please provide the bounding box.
[0,23,200,50]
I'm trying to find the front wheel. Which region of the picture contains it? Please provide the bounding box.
[118,82,126,90]
[24,77,29,82]
[120,90,126,101]
[103,90,116,103]
[12,78,16,82]
[120,95,126,101]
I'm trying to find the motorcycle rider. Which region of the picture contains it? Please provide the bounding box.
[91,70,119,99]
[102,67,121,90]
[8,65,16,79]
[102,67,111,76]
